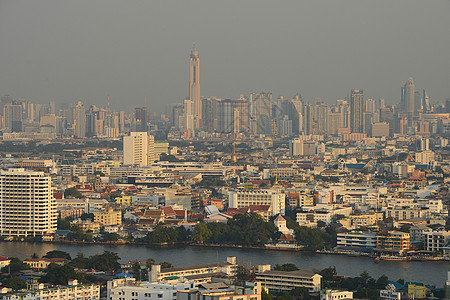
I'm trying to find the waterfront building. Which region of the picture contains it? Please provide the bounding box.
[93,208,122,227]
[407,283,426,300]
[336,231,377,250]
[150,257,237,282]
[0,168,57,237]
[376,231,410,254]
[0,256,11,268]
[228,189,285,216]
[24,257,66,269]
[255,265,322,292]
[424,230,450,252]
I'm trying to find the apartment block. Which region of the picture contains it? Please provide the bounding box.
[93,209,122,226]
[0,169,57,237]
[228,189,285,216]
[255,265,322,292]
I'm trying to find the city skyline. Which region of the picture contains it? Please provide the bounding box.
[0,1,449,112]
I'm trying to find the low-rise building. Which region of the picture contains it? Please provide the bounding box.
[320,289,353,300]
[151,257,238,282]
[255,265,322,292]
[337,231,377,250]
[424,231,450,252]
[24,258,67,270]
[93,209,122,226]
[178,281,262,300]
[107,277,195,300]
[228,189,285,216]
[376,231,410,254]
[1,280,99,300]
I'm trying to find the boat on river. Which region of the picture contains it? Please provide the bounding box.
[380,255,411,261]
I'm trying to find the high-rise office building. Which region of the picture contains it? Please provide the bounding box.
[201,97,218,132]
[350,89,364,133]
[249,92,272,135]
[287,95,303,135]
[123,132,156,167]
[183,99,195,133]
[217,99,248,133]
[0,168,57,237]
[172,104,184,129]
[73,101,86,138]
[401,77,415,113]
[3,102,23,132]
[189,48,201,129]
[365,99,376,114]
[422,90,431,112]
[135,107,148,132]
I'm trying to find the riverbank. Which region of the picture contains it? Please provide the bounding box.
[2,240,449,262]
[0,241,447,286]
[317,249,450,262]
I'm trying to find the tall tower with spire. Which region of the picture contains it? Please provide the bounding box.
[189,47,201,129]
[401,77,415,113]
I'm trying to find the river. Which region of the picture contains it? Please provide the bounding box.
[1,242,448,287]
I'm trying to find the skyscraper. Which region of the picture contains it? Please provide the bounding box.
[0,168,57,237]
[183,99,195,133]
[3,102,23,132]
[249,92,272,135]
[135,107,148,132]
[73,101,86,138]
[189,48,201,129]
[401,77,415,113]
[350,89,364,133]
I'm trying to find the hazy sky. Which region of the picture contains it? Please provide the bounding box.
[0,0,449,113]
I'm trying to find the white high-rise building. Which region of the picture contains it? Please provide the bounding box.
[123,132,156,167]
[228,188,285,216]
[189,48,201,129]
[0,168,57,237]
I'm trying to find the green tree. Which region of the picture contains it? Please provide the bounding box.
[57,218,71,230]
[261,289,273,300]
[2,276,27,290]
[39,263,84,285]
[1,257,29,274]
[70,252,90,269]
[44,250,72,260]
[102,232,120,242]
[192,223,212,243]
[236,265,255,281]
[64,187,83,199]
[376,275,389,289]
[87,251,121,272]
[273,263,299,271]
[293,287,311,300]
[160,261,173,269]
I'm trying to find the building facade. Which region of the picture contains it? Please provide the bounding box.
[0,169,57,237]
